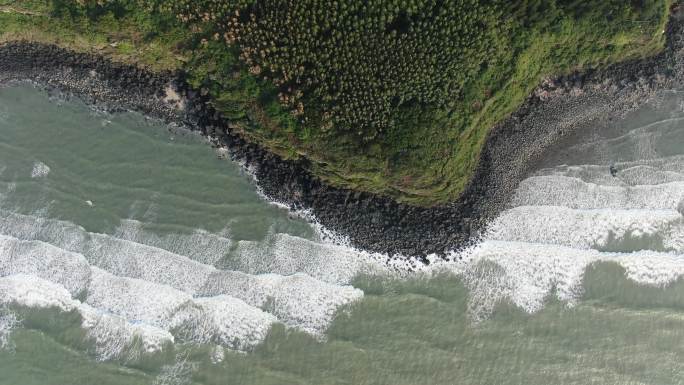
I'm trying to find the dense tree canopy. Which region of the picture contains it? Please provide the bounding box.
[156,0,508,140]
[150,0,665,142]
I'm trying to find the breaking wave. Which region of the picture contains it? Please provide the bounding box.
[0,210,375,359]
[30,161,50,178]
[426,106,684,322]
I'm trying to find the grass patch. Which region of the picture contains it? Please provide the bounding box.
[0,0,187,71]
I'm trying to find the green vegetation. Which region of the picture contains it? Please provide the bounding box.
[0,0,186,70]
[1,0,673,205]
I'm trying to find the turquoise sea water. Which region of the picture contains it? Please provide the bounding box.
[2,84,684,384]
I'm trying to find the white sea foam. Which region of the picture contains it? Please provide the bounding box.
[232,232,388,285]
[85,234,214,294]
[199,270,363,336]
[429,241,684,321]
[153,352,195,385]
[536,156,684,186]
[0,209,366,351]
[83,233,362,336]
[487,206,683,251]
[512,176,684,210]
[85,267,193,328]
[0,210,89,252]
[85,268,276,350]
[210,345,225,364]
[113,219,231,266]
[0,211,229,269]
[0,274,79,311]
[563,115,684,163]
[0,274,174,360]
[257,273,362,336]
[30,161,50,178]
[79,303,174,361]
[85,268,275,351]
[0,306,20,351]
[0,234,91,296]
[169,295,276,350]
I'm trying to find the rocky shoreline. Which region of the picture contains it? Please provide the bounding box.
[1,5,683,261]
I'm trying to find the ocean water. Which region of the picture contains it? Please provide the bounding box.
[1,84,684,384]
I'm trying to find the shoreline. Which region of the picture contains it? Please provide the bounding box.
[1,6,683,260]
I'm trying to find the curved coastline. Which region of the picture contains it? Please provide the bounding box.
[1,7,683,261]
